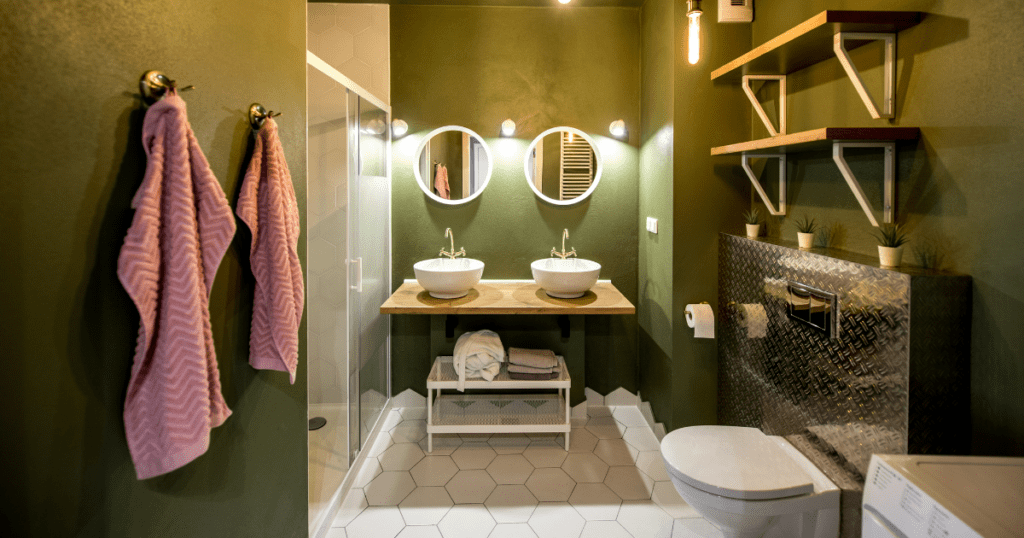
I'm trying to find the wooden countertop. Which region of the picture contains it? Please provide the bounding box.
[380,280,635,315]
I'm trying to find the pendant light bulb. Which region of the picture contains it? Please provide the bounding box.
[687,0,702,65]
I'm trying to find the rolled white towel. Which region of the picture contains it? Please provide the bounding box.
[453,330,505,392]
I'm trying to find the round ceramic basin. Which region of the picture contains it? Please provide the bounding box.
[414,258,485,299]
[531,258,601,298]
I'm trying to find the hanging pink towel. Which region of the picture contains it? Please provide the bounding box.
[118,91,236,480]
[236,117,303,383]
[435,164,450,200]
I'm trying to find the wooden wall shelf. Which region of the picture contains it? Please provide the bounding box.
[710,127,920,156]
[711,10,922,82]
[380,280,635,315]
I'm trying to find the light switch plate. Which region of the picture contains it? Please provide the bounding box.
[646,217,658,234]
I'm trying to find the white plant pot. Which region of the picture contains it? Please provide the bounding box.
[878,245,903,267]
[797,232,814,249]
[745,223,760,239]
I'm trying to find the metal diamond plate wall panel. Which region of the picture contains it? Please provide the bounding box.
[718,234,970,484]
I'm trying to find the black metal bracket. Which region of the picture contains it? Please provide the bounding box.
[445,314,459,338]
[557,315,570,339]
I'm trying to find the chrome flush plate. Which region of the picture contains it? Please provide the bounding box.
[787,281,838,338]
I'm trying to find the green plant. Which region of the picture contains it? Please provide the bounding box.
[793,215,817,234]
[872,224,910,248]
[743,208,761,225]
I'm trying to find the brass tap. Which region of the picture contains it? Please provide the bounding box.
[551,228,577,260]
[440,228,466,260]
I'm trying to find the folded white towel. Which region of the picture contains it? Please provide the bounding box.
[453,330,505,392]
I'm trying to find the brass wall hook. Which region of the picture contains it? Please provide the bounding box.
[249,103,282,131]
[139,70,194,105]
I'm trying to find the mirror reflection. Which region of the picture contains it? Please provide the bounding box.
[414,126,492,204]
[524,127,602,205]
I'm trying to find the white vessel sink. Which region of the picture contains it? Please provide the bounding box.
[531,258,601,298]
[414,258,485,299]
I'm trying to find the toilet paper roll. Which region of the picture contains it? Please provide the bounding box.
[741,303,767,339]
[685,303,715,339]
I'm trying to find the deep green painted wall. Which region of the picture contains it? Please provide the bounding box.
[748,0,1024,455]
[638,0,676,428]
[0,1,308,536]
[390,6,640,400]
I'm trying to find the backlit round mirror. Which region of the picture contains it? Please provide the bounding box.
[414,126,493,205]
[524,127,602,205]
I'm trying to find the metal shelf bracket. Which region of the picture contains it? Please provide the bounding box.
[832,141,895,227]
[742,75,787,136]
[834,32,896,119]
[741,153,787,216]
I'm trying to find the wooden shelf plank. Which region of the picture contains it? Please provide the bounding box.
[710,127,920,156]
[381,280,635,315]
[711,10,922,82]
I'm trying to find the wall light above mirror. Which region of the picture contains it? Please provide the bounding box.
[524,127,603,205]
[414,126,493,205]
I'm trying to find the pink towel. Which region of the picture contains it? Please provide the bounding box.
[434,164,450,200]
[118,91,236,480]
[236,117,303,383]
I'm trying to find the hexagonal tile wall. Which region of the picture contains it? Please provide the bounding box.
[307,3,389,102]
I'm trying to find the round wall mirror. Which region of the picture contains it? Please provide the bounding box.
[523,127,603,205]
[413,126,493,205]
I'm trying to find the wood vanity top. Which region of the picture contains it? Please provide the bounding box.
[380,280,635,315]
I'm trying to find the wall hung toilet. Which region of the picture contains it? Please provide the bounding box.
[660,425,841,538]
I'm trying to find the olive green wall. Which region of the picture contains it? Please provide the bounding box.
[390,5,640,399]
[638,0,676,427]
[0,1,308,536]
[748,0,1024,455]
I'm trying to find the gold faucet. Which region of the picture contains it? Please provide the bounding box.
[551,229,577,260]
[440,228,466,260]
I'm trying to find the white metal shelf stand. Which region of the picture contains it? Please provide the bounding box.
[426,356,571,452]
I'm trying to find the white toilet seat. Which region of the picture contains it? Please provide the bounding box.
[660,425,813,500]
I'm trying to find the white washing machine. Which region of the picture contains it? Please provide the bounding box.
[862,454,1024,537]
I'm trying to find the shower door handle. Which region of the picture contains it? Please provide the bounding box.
[350,257,362,293]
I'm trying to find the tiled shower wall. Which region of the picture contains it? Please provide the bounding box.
[308,2,390,104]
[718,234,971,482]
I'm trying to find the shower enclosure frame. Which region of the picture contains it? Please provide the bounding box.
[307,50,392,538]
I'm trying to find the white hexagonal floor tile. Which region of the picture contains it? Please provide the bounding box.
[623,427,661,452]
[528,502,585,538]
[488,433,532,454]
[522,444,568,468]
[651,481,699,519]
[635,451,670,482]
[331,488,367,527]
[489,523,538,538]
[610,406,649,428]
[398,486,453,525]
[568,482,622,521]
[587,405,612,418]
[445,469,496,504]
[567,428,599,453]
[325,527,347,538]
[351,457,382,489]
[366,431,394,458]
[391,420,427,444]
[486,454,535,485]
[580,520,632,538]
[400,407,428,421]
[484,484,539,523]
[561,453,609,483]
[365,471,416,506]
[604,466,654,501]
[410,455,459,487]
[616,500,674,538]
[526,432,562,442]
[345,506,404,538]
[380,442,425,472]
[672,517,720,537]
[525,468,576,502]
[452,443,497,470]
[420,434,462,456]
[594,439,638,467]
[395,526,441,538]
[585,416,626,440]
[438,504,495,538]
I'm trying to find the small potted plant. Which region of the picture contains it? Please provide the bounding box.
[794,215,817,249]
[743,208,761,239]
[872,224,909,267]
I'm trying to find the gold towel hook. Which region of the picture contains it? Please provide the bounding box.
[139,70,195,105]
[248,103,283,131]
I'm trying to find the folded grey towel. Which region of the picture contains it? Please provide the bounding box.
[508,372,559,380]
[508,363,561,374]
[508,347,558,369]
